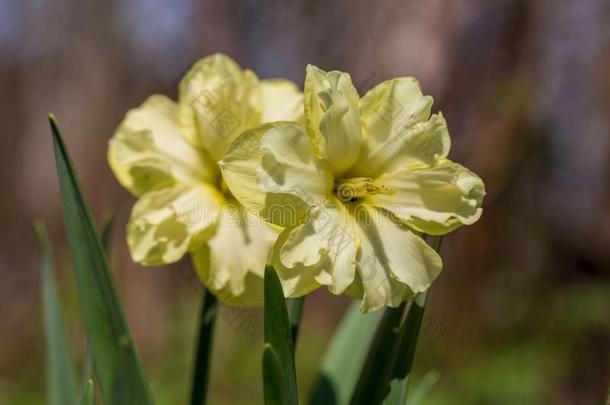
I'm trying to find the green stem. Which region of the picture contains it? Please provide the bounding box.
[399,235,443,404]
[286,297,305,347]
[190,288,218,405]
[350,303,407,405]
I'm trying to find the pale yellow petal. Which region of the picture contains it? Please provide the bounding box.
[260,79,304,123]
[277,198,358,295]
[269,229,326,298]
[352,206,442,313]
[127,183,223,265]
[272,201,441,312]
[351,78,449,177]
[220,122,333,227]
[304,65,362,175]
[192,203,278,307]
[178,54,262,161]
[108,95,218,196]
[366,159,485,235]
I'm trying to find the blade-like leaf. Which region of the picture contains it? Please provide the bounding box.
[286,297,305,347]
[382,294,426,405]
[384,236,443,405]
[263,265,298,405]
[81,348,94,401]
[80,214,112,400]
[349,304,406,405]
[405,370,439,405]
[309,301,382,405]
[81,379,95,405]
[190,288,218,405]
[100,213,114,255]
[49,115,153,405]
[36,221,79,405]
[351,235,443,405]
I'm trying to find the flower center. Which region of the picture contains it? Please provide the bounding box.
[334,177,392,203]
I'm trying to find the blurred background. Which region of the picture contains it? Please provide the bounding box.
[1,0,609,403]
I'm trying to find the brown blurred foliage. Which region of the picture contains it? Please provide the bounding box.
[1,0,609,404]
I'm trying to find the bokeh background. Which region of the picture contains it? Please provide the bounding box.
[1,0,609,403]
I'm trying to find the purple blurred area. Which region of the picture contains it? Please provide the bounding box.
[1,0,609,403]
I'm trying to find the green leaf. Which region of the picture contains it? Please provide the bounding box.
[349,304,407,405]
[384,236,443,405]
[405,370,439,405]
[348,236,444,405]
[36,220,79,405]
[263,265,298,405]
[286,297,305,347]
[80,214,112,401]
[100,213,114,255]
[190,288,218,405]
[309,301,382,405]
[81,348,94,400]
[81,379,95,405]
[382,294,426,405]
[49,115,154,405]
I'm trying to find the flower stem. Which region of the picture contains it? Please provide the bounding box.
[398,235,443,404]
[190,287,218,405]
[286,297,305,347]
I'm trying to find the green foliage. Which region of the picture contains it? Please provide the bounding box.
[49,115,154,405]
[309,302,382,405]
[385,236,443,405]
[384,293,428,405]
[287,297,305,347]
[36,221,79,405]
[348,236,443,405]
[263,265,298,405]
[81,380,95,405]
[404,371,440,405]
[350,304,407,405]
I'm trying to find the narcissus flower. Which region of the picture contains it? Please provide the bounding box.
[108,54,303,306]
[220,65,485,312]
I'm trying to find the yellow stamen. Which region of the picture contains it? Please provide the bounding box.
[334,177,392,202]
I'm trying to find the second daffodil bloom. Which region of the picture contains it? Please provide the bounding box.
[108,54,303,306]
[220,65,485,312]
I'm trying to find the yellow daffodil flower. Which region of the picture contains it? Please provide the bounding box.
[220,65,485,312]
[108,54,303,306]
